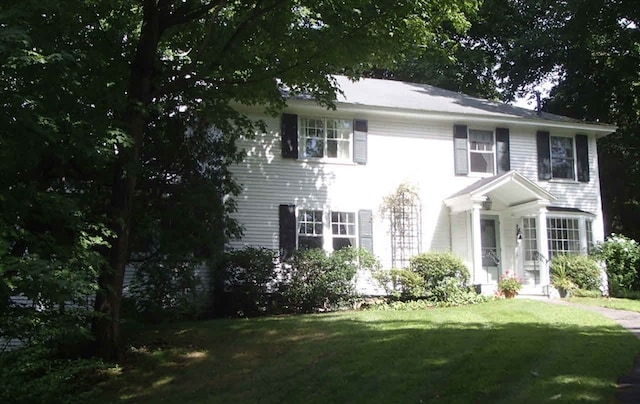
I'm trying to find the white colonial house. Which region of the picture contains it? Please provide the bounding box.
[230,76,616,296]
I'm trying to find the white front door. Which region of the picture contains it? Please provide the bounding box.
[481,217,500,283]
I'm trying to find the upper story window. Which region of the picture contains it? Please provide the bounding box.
[453,125,510,177]
[469,129,495,174]
[300,117,352,160]
[281,113,368,164]
[550,136,575,180]
[537,131,590,182]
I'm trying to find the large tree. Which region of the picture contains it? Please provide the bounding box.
[1,0,478,360]
[383,0,640,239]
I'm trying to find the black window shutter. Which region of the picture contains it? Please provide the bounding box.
[575,134,590,182]
[353,119,368,164]
[281,114,298,159]
[279,204,296,260]
[496,128,511,174]
[453,125,468,175]
[536,131,551,180]
[358,209,373,252]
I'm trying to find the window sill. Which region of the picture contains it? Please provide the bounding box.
[468,172,495,178]
[298,157,358,166]
[548,178,580,184]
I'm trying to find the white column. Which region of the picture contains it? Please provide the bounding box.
[472,204,483,285]
[536,208,550,291]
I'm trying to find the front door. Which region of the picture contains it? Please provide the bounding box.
[481,218,500,283]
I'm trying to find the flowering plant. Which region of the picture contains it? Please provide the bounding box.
[498,270,523,296]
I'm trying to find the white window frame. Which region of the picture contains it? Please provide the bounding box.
[300,117,353,160]
[331,211,356,251]
[297,209,324,249]
[546,214,594,258]
[550,135,576,180]
[297,209,358,252]
[468,128,495,175]
[522,217,538,261]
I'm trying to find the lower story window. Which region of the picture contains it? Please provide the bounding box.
[331,211,356,251]
[547,217,580,258]
[298,210,323,249]
[586,220,594,253]
[522,217,538,261]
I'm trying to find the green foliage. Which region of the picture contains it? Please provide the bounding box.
[216,247,278,317]
[278,248,377,313]
[0,346,105,404]
[550,263,576,297]
[1,0,479,359]
[550,254,601,292]
[366,293,490,311]
[374,252,474,303]
[409,252,472,302]
[593,234,640,296]
[129,259,206,323]
[570,289,603,298]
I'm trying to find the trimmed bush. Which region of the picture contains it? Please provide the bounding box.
[571,289,603,298]
[592,234,640,295]
[409,252,471,302]
[550,254,601,291]
[278,247,376,313]
[129,258,206,323]
[375,252,474,303]
[216,247,278,317]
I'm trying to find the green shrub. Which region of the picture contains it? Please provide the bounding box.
[129,258,206,323]
[278,247,376,313]
[365,294,490,311]
[592,234,640,295]
[373,268,427,298]
[571,289,603,298]
[0,346,105,404]
[216,247,278,316]
[409,252,471,302]
[550,254,601,291]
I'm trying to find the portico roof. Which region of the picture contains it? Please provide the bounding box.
[444,171,556,213]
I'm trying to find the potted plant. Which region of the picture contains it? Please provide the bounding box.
[498,270,523,298]
[550,264,575,298]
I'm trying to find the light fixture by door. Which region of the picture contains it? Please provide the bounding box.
[482,197,492,211]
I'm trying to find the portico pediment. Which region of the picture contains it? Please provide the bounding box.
[444,171,556,213]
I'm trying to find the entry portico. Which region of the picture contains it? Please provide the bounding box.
[445,171,556,295]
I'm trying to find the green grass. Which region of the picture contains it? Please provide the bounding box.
[96,300,640,403]
[569,296,640,312]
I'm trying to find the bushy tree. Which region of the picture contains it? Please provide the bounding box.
[215,247,278,317]
[1,0,478,360]
[593,234,640,295]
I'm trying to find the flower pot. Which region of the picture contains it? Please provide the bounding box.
[504,290,517,299]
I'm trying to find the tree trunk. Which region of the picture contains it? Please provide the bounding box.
[92,2,162,361]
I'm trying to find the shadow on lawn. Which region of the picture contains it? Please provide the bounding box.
[99,303,640,403]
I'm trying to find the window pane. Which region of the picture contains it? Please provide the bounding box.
[300,236,323,250]
[333,237,354,251]
[327,139,337,158]
[551,136,575,179]
[470,152,495,173]
[305,138,323,157]
[469,130,493,151]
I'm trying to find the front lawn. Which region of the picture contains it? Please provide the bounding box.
[96,299,640,403]
[569,296,640,313]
